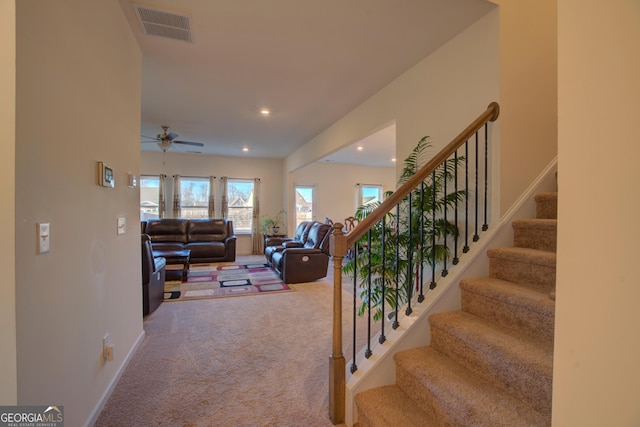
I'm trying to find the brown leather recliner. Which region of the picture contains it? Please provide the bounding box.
[142,234,166,316]
[264,220,314,263]
[267,221,332,284]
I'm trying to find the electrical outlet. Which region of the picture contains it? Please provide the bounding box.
[105,344,114,361]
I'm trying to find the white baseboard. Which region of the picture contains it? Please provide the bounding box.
[84,330,145,427]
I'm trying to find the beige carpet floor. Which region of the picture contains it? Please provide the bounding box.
[95,255,372,426]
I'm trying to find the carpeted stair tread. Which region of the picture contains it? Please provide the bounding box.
[460,276,555,344]
[488,247,556,292]
[429,311,553,416]
[512,218,557,252]
[355,384,438,427]
[393,346,549,426]
[355,188,558,426]
[535,192,557,219]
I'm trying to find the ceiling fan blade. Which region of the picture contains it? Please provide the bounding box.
[166,132,179,140]
[174,140,204,147]
[141,140,159,143]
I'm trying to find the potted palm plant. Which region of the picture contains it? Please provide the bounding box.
[342,136,465,321]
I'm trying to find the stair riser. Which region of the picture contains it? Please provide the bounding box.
[355,410,377,427]
[395,364,549,427]
[355,385,438,426]
[535,194,557,219]
[513,226,557,253]
[461,290,555,345]
[489,257,556,293]
[394,368,441,422]
[430,325,552,417]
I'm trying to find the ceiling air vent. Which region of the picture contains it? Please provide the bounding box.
[134,5,192,43]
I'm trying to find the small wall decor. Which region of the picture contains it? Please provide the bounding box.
[98,162,114,188]
[127,173,137,188]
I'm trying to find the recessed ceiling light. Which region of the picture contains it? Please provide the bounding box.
[391,158,397,162]
[357,146,364,151]
[242,147,249,152]
[260,108,270,116]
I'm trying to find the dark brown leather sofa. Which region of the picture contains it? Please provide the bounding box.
[141,234,166,316]
[141,218,237,263]
[265,221,333,283]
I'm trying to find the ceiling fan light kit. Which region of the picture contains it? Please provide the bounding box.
[141,125,204,153]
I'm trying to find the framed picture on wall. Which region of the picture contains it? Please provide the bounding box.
[98,162,114,188]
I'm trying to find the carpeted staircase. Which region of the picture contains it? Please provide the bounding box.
[355,191,557,426]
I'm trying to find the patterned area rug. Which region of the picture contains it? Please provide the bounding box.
[164,263,292,301]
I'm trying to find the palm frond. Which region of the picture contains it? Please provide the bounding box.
[342,135,467,321]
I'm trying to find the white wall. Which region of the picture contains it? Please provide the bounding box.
[286,10,500,213]
[291,162,396,226]
[554,1,640,425]
[490,0,558,214]
[14,1,142,425]
[287,2,558,222]
[0,0,17,405]
[284,9,504,236]
[141,151,284,255]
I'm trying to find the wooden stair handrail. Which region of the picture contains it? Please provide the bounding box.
[346,102,499,248]
[328,102,499,425]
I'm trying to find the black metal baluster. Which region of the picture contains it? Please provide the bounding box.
[406,193,413,316]
[350,243,358,373]
[393,203,400,330]
[483,123,489,231]
[418,182,425,303]
[463,140,470,253]
[379,216,387,344]
[453,150,460,265]
[430,171,437,290]
[442,161,449,277]
[473,131,480,242]
[365,229,372,359]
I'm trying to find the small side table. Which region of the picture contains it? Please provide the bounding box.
[153,249,191,282]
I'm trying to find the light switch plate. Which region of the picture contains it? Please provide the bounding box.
[117,217,126,235]
[37,222,50,254]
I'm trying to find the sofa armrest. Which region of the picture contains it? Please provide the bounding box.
[282,241,303,248]
[265,236,290,247]
[282,247,322,255]
[154,256,166,271]
[223,234,237,244]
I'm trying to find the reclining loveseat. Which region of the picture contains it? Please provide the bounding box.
[265,220,333,284]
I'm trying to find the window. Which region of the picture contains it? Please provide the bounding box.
[140,175,160,220]
[227,179,254,233]
[359,184,383,207]
[295,185,316,227]
[179,176,210,219]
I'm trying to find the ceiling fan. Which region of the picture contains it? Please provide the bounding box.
[141,125,204,152]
